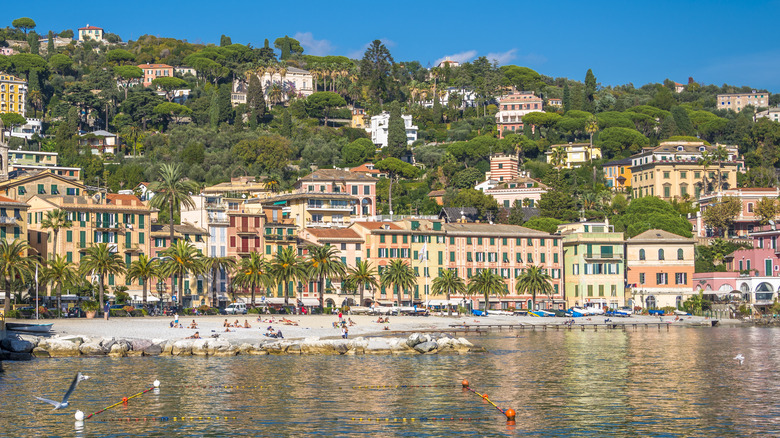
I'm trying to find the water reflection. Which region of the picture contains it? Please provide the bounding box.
[3,328,780,436]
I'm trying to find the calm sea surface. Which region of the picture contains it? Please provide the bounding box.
[2,326,780,437]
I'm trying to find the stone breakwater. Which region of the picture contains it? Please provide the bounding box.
[0,332,481,360]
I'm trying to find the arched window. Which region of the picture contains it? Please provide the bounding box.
[677,248,684,260]
[639,249,645,261]
[658,249,665,261]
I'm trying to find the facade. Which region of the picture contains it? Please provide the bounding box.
[226,210,265,260]
[0,72,27,117]
[495,92,544,139]
[366,112,418,147]
[174,66,197,77]
[78,25,104,42]
[483,176,548,209]
[6,118,42,140]
[0,172,86,202]
[79,130,118,156]
[258,192,357,229]
[180,195,233,295]
[201,176,271,200]
[422,87,477,109]
[150,223,209,307]
[547,97,562,108]
[626,229,695,310]
[603,157,632,190]
[630,142,743,200]
[27,194,152,296]
[138,64,174,87]
[484,154,519,182]
[231,67,314,106]
[755,108,780,123]
[293,169,377,217]
[559,222,625,310]
[300,227,364,307]
[436,59,460,69]
[0,195,29,245]
[351,108,367,129]
[545,143,601,169]
[717,92,769,112]
[9,150,81,180]
[694,188,780,238]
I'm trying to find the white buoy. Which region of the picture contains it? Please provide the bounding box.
[153,380,160,388]
[75,410,84,421]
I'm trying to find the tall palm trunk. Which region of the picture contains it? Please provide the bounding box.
[359,284,364,307]
[319,275,324,310]
[142,276,148,305]
[447,291,452,316]
[212,267,218,308]
[98,276,105,310]
[251,281,256,307]
[4,275,11,314]
[57,283,62,316]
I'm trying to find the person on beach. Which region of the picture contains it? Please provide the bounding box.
[174,313,179,327]
[348,318,356,326]
[223,319,229,327]
[338,310,343,322]
[189,320,198,329]
[187,331,200,339]
[234,319,240,327]
[243,320,251,328]
[342,326,348,339]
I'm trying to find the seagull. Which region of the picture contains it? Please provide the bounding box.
[734,354,744,365]
[34,372,90,410]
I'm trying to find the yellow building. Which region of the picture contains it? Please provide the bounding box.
[603,157,632,192]
[545,142,601,168]
[630,142,744,200]
[351,108,367,129]
[0,195,29,244]
[257,192,358,229]
[27,194,152,296]
[0,72,27,117]
[0,172,85,202]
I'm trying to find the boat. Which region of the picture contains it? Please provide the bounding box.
[5,322,53,333]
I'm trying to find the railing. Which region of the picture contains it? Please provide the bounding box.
[584,252,624,259]
[265,234,296,242]
[207,215,229,224]
[205,202,226,210]
[0,216,17,224]
[307,202,352,210]
[94,221,122,229]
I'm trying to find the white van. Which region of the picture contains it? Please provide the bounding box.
[224,303,247,315]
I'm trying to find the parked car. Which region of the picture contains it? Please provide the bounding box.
[223,303,247,315]
[67,307,86,318]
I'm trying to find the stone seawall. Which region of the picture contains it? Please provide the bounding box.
[0,333,482,360]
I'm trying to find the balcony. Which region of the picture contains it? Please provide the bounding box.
[124,243,141,253]
[307,220,347,228]
[265,234,297,242]
[584,252,623,260]
[93,221,123,230]
[205,202,226,211]
[0,216,17,224]
[207,214,229,224]
[236,228,258,235]
[307,202,352,211]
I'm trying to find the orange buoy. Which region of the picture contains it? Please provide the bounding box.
[462,379,469,388]
[505,409,516,422]
[122,397,128,403]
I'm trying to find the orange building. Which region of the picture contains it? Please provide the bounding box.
[138,64,174,87]
[625,229,695,309]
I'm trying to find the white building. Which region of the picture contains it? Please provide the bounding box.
[755,108,780,123]
[422,87,477,109]
[181,195,231,294]
[6,118,42,140]
[78,25,104,42]
[366,112,418,147]
[231,66,314,106]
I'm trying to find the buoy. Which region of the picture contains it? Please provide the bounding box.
[75,410,84,421]
[462,379,469,388]
[122,397,128,404]
[505,409,516,422]
[482,394,488,400]
[153,380,160,388]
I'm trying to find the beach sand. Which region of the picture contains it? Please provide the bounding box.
[17,313,742,344]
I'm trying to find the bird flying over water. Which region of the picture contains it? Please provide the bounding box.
[34,372,90,410]
[734,354,744,365]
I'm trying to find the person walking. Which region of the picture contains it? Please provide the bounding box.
[342,326,348,339]
[104,303,110,320]
[338,310,343,322]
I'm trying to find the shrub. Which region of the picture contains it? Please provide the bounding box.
[5,309,20,319]
[82,300,100,312]
[130,310,145,317]
[123,305,135,313]
[248,307,261,314]
[110,309,128,317]
[182,308,193,315]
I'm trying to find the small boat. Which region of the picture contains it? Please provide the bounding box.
[6,322,53,333]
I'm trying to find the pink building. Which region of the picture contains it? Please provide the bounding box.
[495,92,544,139]
[694,188,780,238]
[294,169,377,217]
[138,63,174,87]
[485,154,519,182]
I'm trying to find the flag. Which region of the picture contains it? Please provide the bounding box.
[419,242,427,262]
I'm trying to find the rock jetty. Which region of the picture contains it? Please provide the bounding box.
[0,332,481,360]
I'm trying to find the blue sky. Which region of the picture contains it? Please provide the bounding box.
[7,0,780,91]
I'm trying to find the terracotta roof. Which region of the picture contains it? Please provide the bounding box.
[79,25,103,30]
[106,193,144,207]
[0,172,86,190]
[0,195,27,206]
[305,228,362,241]
[349,164,380,174]
[150,222,208,237]
[442,223,551,237]
[428,190,446,197]
[297,168,378,183]
[138,64,173,69]
[628,229,693,243]
[353,222,403,230]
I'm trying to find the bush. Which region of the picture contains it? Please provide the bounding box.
[248,307,261,314]
[110,309,128,317]
[123,305,135,313]
[5,309,20,318]
[182,308,194,315]
[130,310,145,317]
[82,300,100,312]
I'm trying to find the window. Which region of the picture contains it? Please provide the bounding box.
[380,235,385,243]
[450,252,455,262]
[639,249,645,260]
[540,253,546,263]
[573,264,579,275]
[527,253,533,263]
[664,186,670,198]
[663,172,670,179]
[364,186,370,195]
[639,273,645,284]
[352,186,358,195]
[656,273,668,285]
[553,253,558,263]
[680,171,687,179]
[677,248,684,260]
[516,253,522,262]
[748,203,754,212]
[675,273,687,285]
[658,249,665,261]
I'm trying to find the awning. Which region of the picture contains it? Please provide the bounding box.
[265,298,288,305]
[273,201,286,205]
[301,298,319,306]
[426,299,460,306]
[376,300,394,306]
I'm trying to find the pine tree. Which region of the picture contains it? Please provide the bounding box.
[582,69,596,112]
[220,35,232,47]
[563,82,571,113]
[28,31,40,56]
[659,115,678,139]
[280,109,293,137]
[432,94,443,123]
[218,84,232,124]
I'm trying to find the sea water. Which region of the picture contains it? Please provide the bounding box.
[2,326,780,437]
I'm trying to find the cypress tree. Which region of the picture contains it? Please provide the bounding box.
[563,82,571,113]
[247,74,266,126]
[218,84,232,124]
[220,35,232,47]
[582,69,596,112]
[209,88,220,129]
[387,102,408,158]
[46,30,54,58]
[659,115,678,139]
[28,32,40,55]
[280,109,293,137]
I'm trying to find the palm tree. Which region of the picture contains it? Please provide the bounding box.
[204,256,238,307]
[44,255,78,315]
[380,259,417,307]
[306,244,347,311]
[265,179,281,193]
[41,209,72,259]
[550,146,566,171]
[515,265,554,311]
[698,151,713,197]
[127,254,160,306]
[431,269,466,316]
[232,253,272,306]
[346,260,379,307]
[159,241,205,306]
[0,239,36,315]
[149,164,199,245]
[712,145,729,192]
[467,268,508,314]
[268,246,309,306]
[80,243,126,311]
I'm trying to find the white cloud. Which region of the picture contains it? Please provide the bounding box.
[484,49,518,65]
[293,32,334,56]
[434,50,477,66]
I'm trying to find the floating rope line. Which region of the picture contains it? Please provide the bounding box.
[101,416,492,423]
[345,385,461,390]
[84,386,155,420]
[164,385,274,389]
[105,416,238,422]
[461,380,516,423]
[349,416,493,422]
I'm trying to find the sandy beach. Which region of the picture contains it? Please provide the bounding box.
[13,313,744,345]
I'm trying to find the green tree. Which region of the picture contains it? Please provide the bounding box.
[233,253,272,306]
[671,106,694,136]
[342,138,375,167]
[0,240,35,315]
[203,256,237,307]
[754,197,778,225]
[151,77,189,102]
[386,101,408,157]
[360,40,395,103]
[449,188,500,221]
[431,269,465,316]
[44,255,78,315]
[612,196,693,238]
[597,127,649,158]
[515,265,553,310]
[538,188,578,222]
[582,69,596,112]
[467,268,507,313]
[48,54,73,75]
[159,241,205,303]
[80,243,126,311]
[0,113,26,129]
[274,35,303,60]
[232,135,293,174]
[105,49,136,65]
[269,246,309,306]
[702,196,742,237]
[12,17,36,35]
[562,82,571,113]
[375,157,420,215]
[220,35,232,47]
[307,244,347,310]
[127,254,160,305]
[500,65,542,91]
[8,53,48,82]
[154,102,193,125]
[280,109,293,137]
[246,73,266,126]
[41,209,72,260]
[149,164,199,244]
[307,91,346,127]
[46,30,55,57]
[345,260,379,307]
[380,259,416,306]
[522,217,565,234]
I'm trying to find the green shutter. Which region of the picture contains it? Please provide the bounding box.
[66,252,72,262]
[450,252,455,262]
[80,231,86,248]
[438,251,443,264]
[66,230,73,242]
[126,232,132,247]
[139,215,145,229]
[138,232,145,244]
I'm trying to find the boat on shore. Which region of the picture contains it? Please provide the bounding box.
[5,322,53,334]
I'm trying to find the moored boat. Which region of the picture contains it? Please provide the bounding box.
[6,322,53,333]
